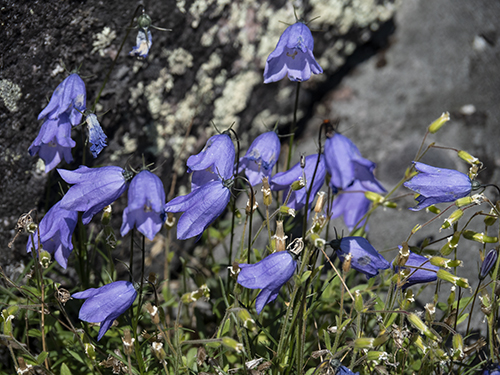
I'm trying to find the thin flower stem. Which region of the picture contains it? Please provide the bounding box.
[319,246,354,301]
[286,82,301,171]
[92,5,144,111]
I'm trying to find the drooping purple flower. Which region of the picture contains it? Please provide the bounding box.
[26,201,78,269]
[237,251,296,314]
[164,180,231,240]
[480,249,498,280]
[72,281,137,341]
[187,134,235,189]
[483,363,500,375]
[330,181,376,231]
[130,29,152,58]
[324,132,381,192]
[404,162,473,211]
[121,170,165,241]
[336,365,360,375]
[329,236,390,278]
[29,114,76,173]
[264,22,323,83]
[38,73,86,126]
[392,250,439,289]
[270,154,326,210]
[238,131,281,186]
[86,113,107,158]
[58,166,131,224]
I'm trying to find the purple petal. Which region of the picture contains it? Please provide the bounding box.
[130,29,152,58]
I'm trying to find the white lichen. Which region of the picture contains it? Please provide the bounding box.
[167,48,194,75]
[91,27,116,56]
[0,79,22,112]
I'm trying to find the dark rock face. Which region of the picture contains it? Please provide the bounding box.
[1,0,397,269]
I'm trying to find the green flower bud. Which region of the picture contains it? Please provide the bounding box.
[291,179,305,191]
[441,209,463,229]
[452,334,464,360]
[237,309,257,332]
[279,206,296,217]
[457,150,481,166]
[428,112,450,133]
[429,256,462,269]
[366,351,388,362]
[101,205,112,225]
[437,270,469,288]
[137,13,152,30]
[407,313,442,342]
[440,231,460,256]
[181,284,210,303]
[462,230,498,243]
[484,208,497,226]
[261,177,272,207]
[221,337,244,353]
[39,249,51,269]
[354,337,374,349]
[364,191,384,204]
[426,205,441,215]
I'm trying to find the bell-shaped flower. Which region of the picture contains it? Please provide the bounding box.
[329,236,390,278]
[72,281,137,341]
[26,201,78,269]
[121,170,165,241]
[58,166,131,224]
[29,114,76,173]
[480,249,498,280]
[130,29,152,58]
[264,22,323,83]
[86,114,107,158]
[187,134,235,189]
[238,131,281,186]
[165,180,231,240]
[324,132,380,192]
[404,162,473,211]
[330,181,375,231]
[271,154,326,210]
[38,73,86,126]
[392,250,439,289]
[237,251,296,314]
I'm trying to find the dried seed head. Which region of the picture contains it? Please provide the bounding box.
[273,220,288,252]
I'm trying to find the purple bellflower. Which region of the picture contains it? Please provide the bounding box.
[480,249,498,280]
[187,134,235,190]
[72,281,137,341]
[121,170,166,241]
[38,73,86,126]
[29,114,76,173]
[26,201,78,269]
[329,236,390,278]
[237,251,296,314]
[483,363,500,375]
[404,162,474,211]
[130,29,152,58]
[270,154,326,210]
[337,365,360,375]
[264,22,323,83]
[238,131,281,186]
[58,166,131,224]
[392,250,438,289]
[324,133,380,192]
[165,135,235,240]
[86,113,107,158]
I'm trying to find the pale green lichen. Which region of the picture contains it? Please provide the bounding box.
[0,79,22,112]
[91,27,116,56]
[189,0,216,28]
[110,132,138,162]
[212,70,261,131]
[167,48,194,75]
[176,0,187,13]
[201,24,219,47]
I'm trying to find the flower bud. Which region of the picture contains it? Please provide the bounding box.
[101,205,112,225]
[441,209,463,229]
[221,337,244,353]
[237,309,257,332]
[484,207,497,226]
[273,221,287,252]
[1,306,18,336]
[383,201,397,209]
[426,205,441,214]
[447,286,456,306]
[165,212,176,229]
[425,303,435,322]
[354,290,363,312]
[342,253,352,274]
[181,284,210,304]
[479,249,498,280]
[462,230,498,243]
[407,313,442,342]
[145,303,160,324]
[452,333,464,360]
[137,13,152,30]
[440,231,460,256]
[354,337,374,349]
[122,329,135,356]
[437,270,469,288]
[291,178,305,191]
[364,191,384,204]
[279,206,296,217]
[366,351,388,362]
[429,256,462,269]
[39,249,51,269]
[480,293,492,316]
[394,243,410,267]
[261,177,272,207]
[428,112,450,133]
[245,195,258,215]
[457,150,481,166]
[314,192,326,213]
[152,341,166,361]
